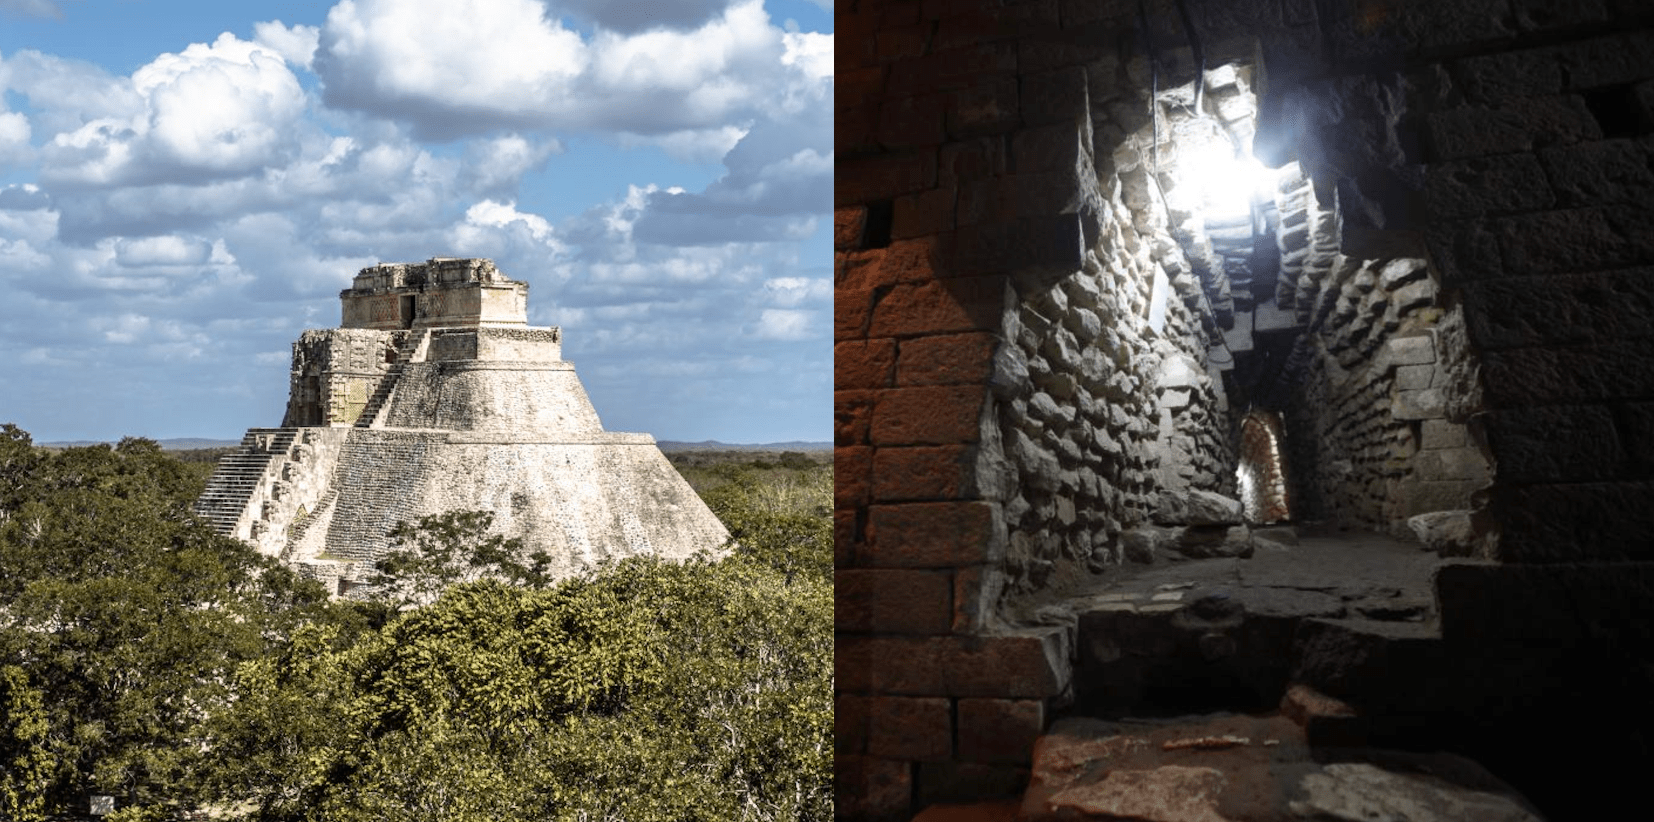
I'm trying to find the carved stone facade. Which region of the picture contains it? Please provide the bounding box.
[196,258,728,594]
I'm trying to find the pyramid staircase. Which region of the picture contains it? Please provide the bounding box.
[193,428,300,535]
[283,485,339,558]
[355,330,426,428]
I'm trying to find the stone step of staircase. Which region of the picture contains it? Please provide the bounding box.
[192,426,303,534]
[355,332,425,428]
[913,688,1544,822]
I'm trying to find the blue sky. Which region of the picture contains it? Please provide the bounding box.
[0,0,832,444]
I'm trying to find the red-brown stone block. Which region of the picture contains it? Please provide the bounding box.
[838,339,898,390]
[871,384,988,445]
[865,501,1003,567]
[886,42,1018,96]
[837,692,872,754]
[868,695,954,761]
[837,445,875,510]
[836,389,877,445]
[879,92,949,148]
[873,445,980,501]
[836,754,913,822]
[898,332,998,386]
[837,568,954,634]
[836,634,949,695]
[838,149,939,207]
[870,277,1009,338]
[941,629,1071,698]
[837,630,1070,699]
[893,186,958,240]
[952,564,999,633]
[939,137,1007,187]
[947,78,1021,140]
[837,285,875,338]
[839,238,949,290]
[836,205,868,250]
[835,508,858,568]
[957,698,1046,764]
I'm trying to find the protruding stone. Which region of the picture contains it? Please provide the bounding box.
[1289,762,1544,822]
[1174,525,1254,559]
[1045,766,1228,822]
[1120,525,1175,563]
[1185,489,1245,525]
[1407,510,1476,556]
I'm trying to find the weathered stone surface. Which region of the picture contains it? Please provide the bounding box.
[1427,95,1600,161]
[956,698,1045,765]
[1407,511,1476,556]
[1250,526,1299,549]
[1021,712,1545,822]
[1420,419,1468,450]
[1463,267,1654,351]
[1424,153,1555,218]
[200,259,729,592]
[909,800,1020,822]
[1046,765,1228,822]
[1496,207,1637,277]
[835,755,911,822]
[836,569,955,634]
[1281,683,1365,747]
[1290,762,1544,822]
[1121,525,1174,564]
[1185,490,1245,526]
[1481,403,1620,483]
[1174,525,1254,559]
[1393,388,1447,420]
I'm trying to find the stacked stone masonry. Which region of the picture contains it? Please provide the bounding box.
[838,1,1654,819]
[198,258,728,596]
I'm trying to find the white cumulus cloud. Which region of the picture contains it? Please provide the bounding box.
[751,308,809,340]
[253,20,321,71]
[312,0,805,140]
[39,33,306,186]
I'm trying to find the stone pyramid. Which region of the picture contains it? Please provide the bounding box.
[195,257,730,594]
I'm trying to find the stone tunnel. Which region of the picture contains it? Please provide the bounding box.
[834,1,1654,819]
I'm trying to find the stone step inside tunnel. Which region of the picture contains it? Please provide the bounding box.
[836,1,1654,820]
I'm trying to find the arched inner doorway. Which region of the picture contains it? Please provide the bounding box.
[1237,409,1289,524]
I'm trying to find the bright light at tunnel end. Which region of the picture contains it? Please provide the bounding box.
[1179,140,1281,223]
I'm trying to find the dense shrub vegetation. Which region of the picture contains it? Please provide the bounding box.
[0,425,831,821]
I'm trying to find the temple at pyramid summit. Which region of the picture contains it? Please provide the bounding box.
[194,257,730,594]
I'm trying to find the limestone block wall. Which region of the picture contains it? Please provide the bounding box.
[292,431,729,588]
[244,427,349,557]
[341,258,530,330]
[283,328,399,427]
[383,362,605,435]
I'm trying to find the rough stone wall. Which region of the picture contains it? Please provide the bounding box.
[838,0,1654,819]
[992,181,1235,596]
[1267,167,1490,535]
[836,1,1242,813]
